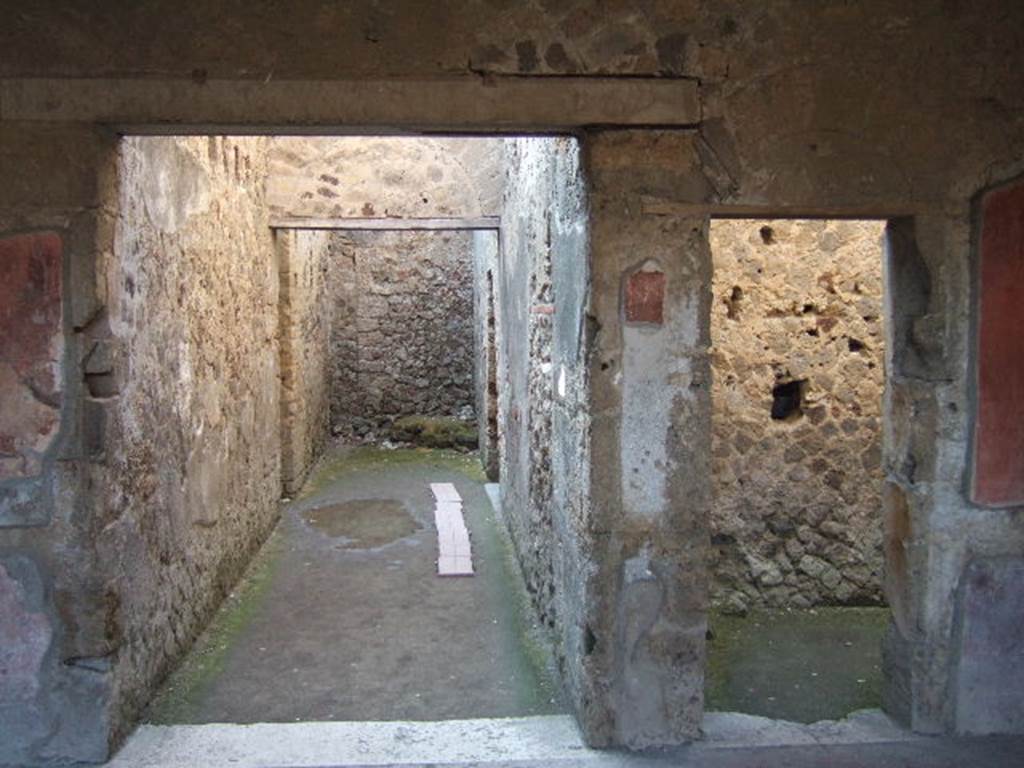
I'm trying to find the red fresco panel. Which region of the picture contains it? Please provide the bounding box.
[624,269,666,325]
[973,178,1024,506]
[0,232,63,480]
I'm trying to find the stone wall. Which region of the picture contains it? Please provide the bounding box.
[278,229,332,494]
[709,219,887,610]
[265,136,503,439]
[268,137,503,219]
[329,230,476,436]
[498,137,592,737]
[102,136,282,741]
[586,131,714,747]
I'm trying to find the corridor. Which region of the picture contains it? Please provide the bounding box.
[144,446,562,724]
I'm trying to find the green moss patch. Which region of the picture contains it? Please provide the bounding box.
[390,415,478,450]
[705,606,889,722]
[143,529,283,724]
[300,445,485,500]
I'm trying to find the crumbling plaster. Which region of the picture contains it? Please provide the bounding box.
[471,230,501,481]
[497,136,594,741]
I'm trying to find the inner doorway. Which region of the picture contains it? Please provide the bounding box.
[106,134,576,727]
[705,218,891,722]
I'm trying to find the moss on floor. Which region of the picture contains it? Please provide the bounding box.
[469,484,563,713]
[705,606,890,722]
[390,415,478,450]
[143,528,283,724]
[300,444,485,500]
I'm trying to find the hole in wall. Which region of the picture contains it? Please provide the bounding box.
[770,379,806,421]
[724,285,744,319]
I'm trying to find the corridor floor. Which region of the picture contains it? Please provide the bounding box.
[705,606,889,722]
[144,446,563,724]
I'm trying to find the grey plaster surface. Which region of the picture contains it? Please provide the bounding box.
[953,556,1024,734]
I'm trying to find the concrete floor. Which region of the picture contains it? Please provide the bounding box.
[706,606,889,722]
[144,446,563,724]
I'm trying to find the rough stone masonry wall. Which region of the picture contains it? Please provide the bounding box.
[278,229,332,494]
[101,136,282,740]
[709,219,887,610]
[498,137,592,736]
[329,230,476,435]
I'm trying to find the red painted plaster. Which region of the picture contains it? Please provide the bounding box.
[973,179,1024,506]
[624,269,666,325]
[0,232,63,480]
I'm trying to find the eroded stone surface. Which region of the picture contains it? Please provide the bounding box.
[268,137,503,220]
[3,3,1024,761]
[103,136,282,740]
[498,137,593,739]
[278,229,332,494]
[0,231,63,481]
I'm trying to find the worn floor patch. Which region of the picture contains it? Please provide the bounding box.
[302,499,418,548]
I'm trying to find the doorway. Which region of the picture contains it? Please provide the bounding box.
[705,218,891,722]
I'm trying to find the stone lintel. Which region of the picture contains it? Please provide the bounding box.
[0,77,701,132]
